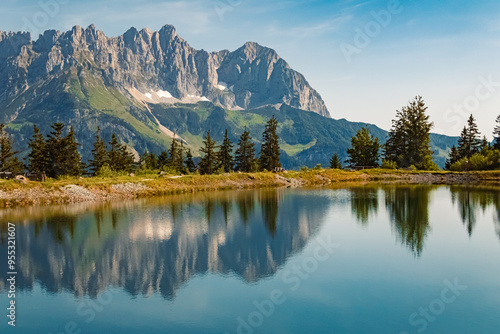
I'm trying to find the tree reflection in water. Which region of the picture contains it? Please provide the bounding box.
[384,185,435,257]
[349,185,379,226]
[450,186,500,237]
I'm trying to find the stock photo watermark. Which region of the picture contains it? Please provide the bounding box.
[22,0,69,36]
[224,235,340,334]
[440,75,500,133]
[6,223,17,327]
[399,278,467,334]
[340,0,403,63]
[213,0,243,21]
[6,0,69,55]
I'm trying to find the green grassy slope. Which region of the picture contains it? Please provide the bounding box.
[1,65,457,169]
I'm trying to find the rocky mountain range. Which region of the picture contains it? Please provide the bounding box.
[0,24,329,117]
[0,24,456,168]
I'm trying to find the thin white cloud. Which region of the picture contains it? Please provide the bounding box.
[266,15,352,40]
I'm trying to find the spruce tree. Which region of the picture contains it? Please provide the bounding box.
[218,129,234,173]
[199,130,217,175]
[467,114,481,155]
[108,134,134,172]
[346,127,380,168]
[0,124,23,174]
[493,115,500,150]
[480,136,490,154]
[63,126,83,176]
[149,152,158,169]
[46,123,66,177]
[177,141,184,172]
[88,127,108,175]
[118,142,135,172]
[457,127,469,159]
[384,115,406,165]
[330,153,342,169]
[27,125,49,173]
[168,137,183,172]
[184,149,197,173]
[259,116,281,171]
[235,127,257,172]
[385,96,434,168]
[140,150,157,169]
[108,134,121,171]
[445,145,460,170]
[457,115,481,159]
[158,151,169,169]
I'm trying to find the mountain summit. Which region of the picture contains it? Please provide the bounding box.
[0,24,330,118]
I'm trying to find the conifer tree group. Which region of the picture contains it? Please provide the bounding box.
[15,103,500,177]
[235,127,258,172]
[92,116,282,178]
[445,113,500,171]
[27,123,84,177]
[94,133,135,174]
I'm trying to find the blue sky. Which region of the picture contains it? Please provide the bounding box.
[2,0,500,137]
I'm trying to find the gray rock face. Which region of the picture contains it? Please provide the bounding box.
[0,24,331,117]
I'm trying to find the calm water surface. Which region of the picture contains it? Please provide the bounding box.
[1,185,500,334]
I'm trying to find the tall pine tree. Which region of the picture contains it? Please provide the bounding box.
[457,115,481,159]
[493,115,500,150]
[108,134,134,172]
[168,137,183,172]
[0,124,23,173]
[235,127,257,172]
[88,127,108,175]
[140,150,158,169]
[118,141,135,172]
[199,130,217,175]
[218,129,234,173]
[445,145,460,170]
[259,116,281,171]
[158,151,169,169]
[385,96,434,168]
[480,136,490,154]
[184,149,197,173]
[27,125,48,173]
[62,126,83,176]
[46,123,66,177]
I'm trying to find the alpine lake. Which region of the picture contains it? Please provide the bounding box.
[1,184,500,334]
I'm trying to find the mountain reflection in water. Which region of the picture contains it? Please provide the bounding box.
[0,189,329,298]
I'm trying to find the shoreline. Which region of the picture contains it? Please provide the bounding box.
[0,169,497,208]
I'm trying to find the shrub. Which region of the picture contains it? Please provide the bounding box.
[417,155,440,171]
[381,160,398,169]
[449,155,484,171]
[215,167,225,175]
[97,164,119,178]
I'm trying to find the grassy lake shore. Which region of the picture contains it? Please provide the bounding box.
[0,168,497,208]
